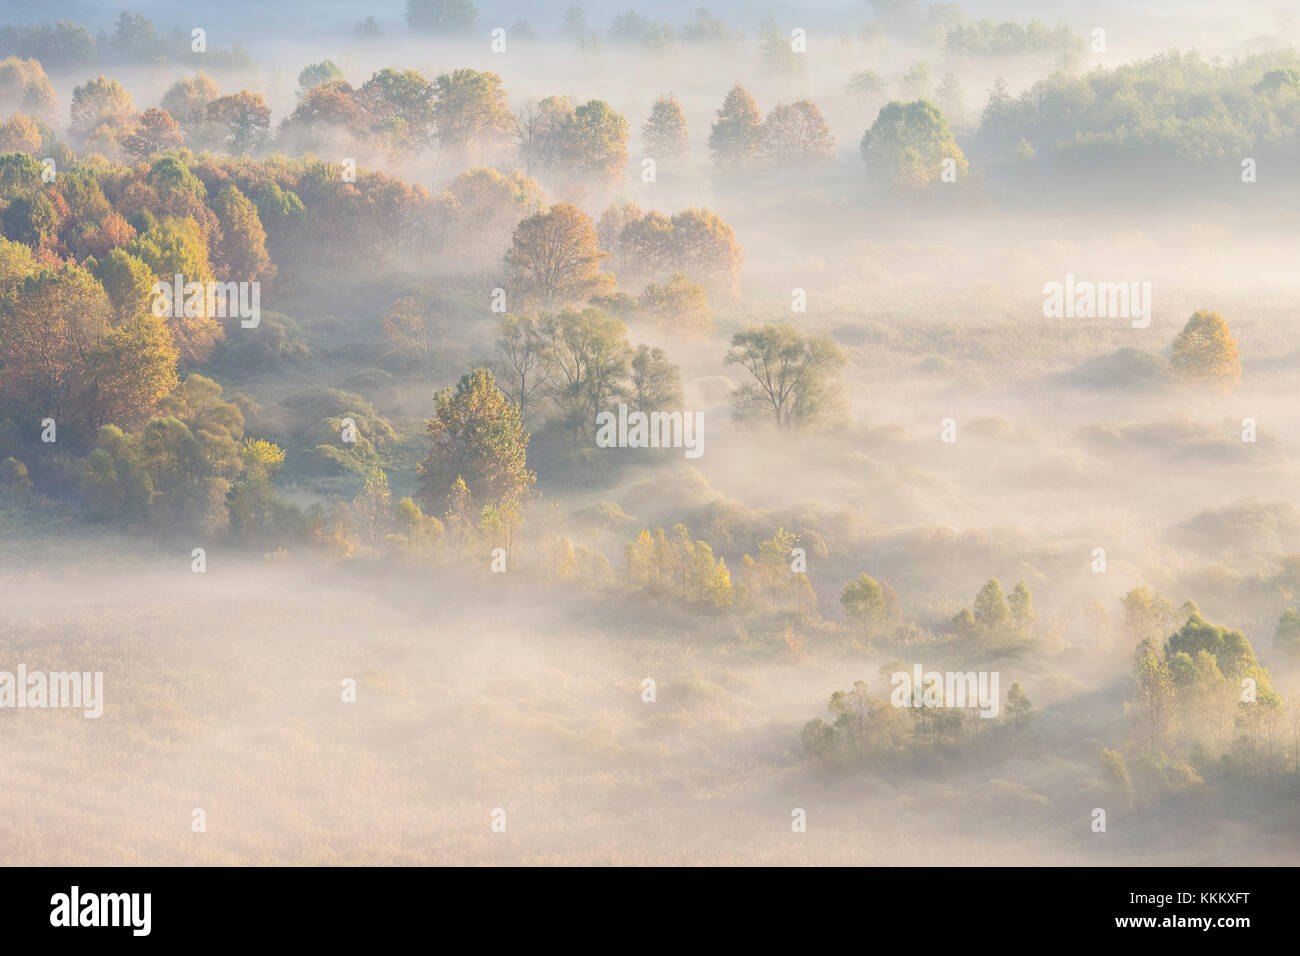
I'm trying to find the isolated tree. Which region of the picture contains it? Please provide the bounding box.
[759,99,834,166]
[406,0,478,34]
[122,107,183,161]
[642,94,689,162]
[842,573,887,637]
[1169,310,1241,391]
[432,68,512,155]
[505,202,614,308]
[725,324,846,428]
[420,367,535,512]
[1005,682,1033,727]
[708,84,762,173]
[860,99,968,188]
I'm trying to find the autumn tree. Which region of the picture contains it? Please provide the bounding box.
[0,113,44,153]
[211,185,273,284]
[353,466,392,556]
[0,265,175,440]
[860,99,968,188]
[128,216,222,363]
[667,208,743,301]
[842,573,889,640]
[708,85,762,172]
[505,202,614,308]
[0,57,59,125]
[160,73,221,140]
[642,93,689,162]
[419,366,535,513]
[1169,310,1241,391]
[637,274,713,339]
[69,75,136,145]
[759,99,835,166]
[122,107,183,161]
[725,324,846,428]
[432,68,512,156]
[204,91,272,154]
[436,166,543,269]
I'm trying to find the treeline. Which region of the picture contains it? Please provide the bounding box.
[0,11,250,72]
[977,49,1300,170]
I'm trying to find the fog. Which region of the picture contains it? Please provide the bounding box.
[1,1,1298,865]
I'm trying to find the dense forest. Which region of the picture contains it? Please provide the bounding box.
[1,1,1298,866]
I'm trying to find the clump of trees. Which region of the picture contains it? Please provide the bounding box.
[1113,604,1287,807]
[597,200,743,304]
[708,85,834,173]
[949,578,1035,644]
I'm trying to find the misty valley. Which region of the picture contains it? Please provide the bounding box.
[0,0,1297,869]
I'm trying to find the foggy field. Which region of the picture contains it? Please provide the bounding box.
[1,1,1299,867]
